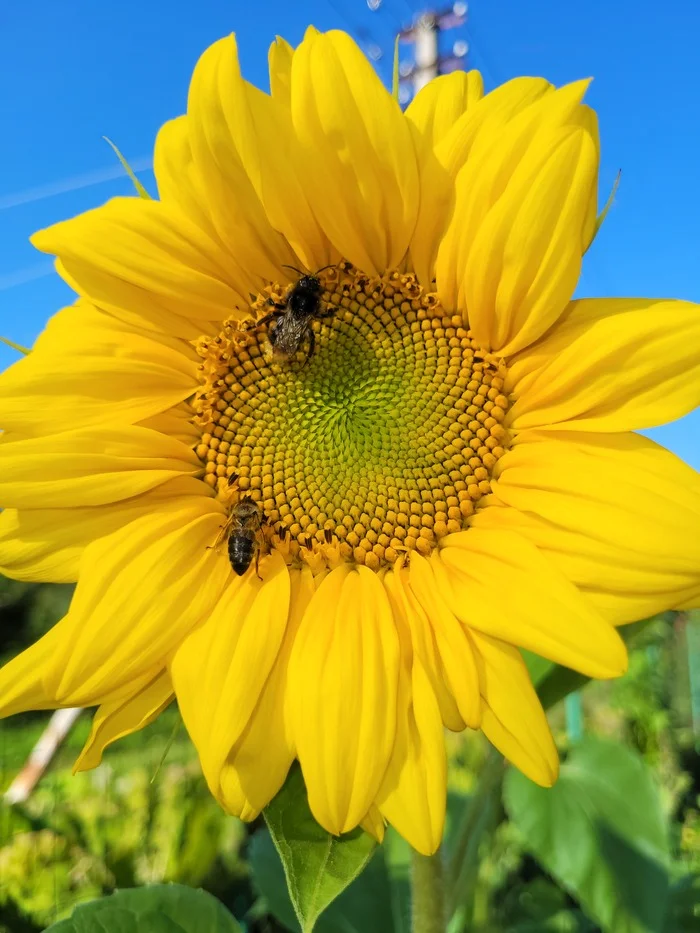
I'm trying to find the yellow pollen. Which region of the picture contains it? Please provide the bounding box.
[192,263,510,571]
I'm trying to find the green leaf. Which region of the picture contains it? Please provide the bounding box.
[251,829,397,933]
[504,736,670,933]
[262,765,377,933]
[43,884,242,932]
[103,137,153,199]
[663,875,700,932]
[250,826,405,933]
[249,830,300,932]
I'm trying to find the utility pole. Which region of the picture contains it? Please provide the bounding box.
[398,3,469,103]
[412,13,440,93]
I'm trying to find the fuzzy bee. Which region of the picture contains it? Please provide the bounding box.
[254,265,337,365]
[213,494,267,577]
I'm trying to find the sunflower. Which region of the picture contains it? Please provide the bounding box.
[0,29,699,856]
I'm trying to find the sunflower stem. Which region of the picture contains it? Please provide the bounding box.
[411,846,446,933]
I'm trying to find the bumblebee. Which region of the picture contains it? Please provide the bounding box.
[254,265,336,365]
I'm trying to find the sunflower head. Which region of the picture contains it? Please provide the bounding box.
[194,261,510,573]
[0,28,698,858]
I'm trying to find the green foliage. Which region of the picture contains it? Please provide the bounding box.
[262,764,377,932]
[44,884,242,932]
[250,827,405,933]
[663,874,700,932]
[0,756,247,927]
[504,737,670,933]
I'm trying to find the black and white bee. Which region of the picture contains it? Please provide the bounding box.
[254,265,337,365]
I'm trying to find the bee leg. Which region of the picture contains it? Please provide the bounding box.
[317,303,338,319]
[254,309,285,329]
[302,329,316,367]
[255,546,263,581]
[208,515,233,550]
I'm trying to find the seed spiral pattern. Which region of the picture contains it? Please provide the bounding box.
[193,263,510,570]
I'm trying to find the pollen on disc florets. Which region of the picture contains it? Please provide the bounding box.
[192,262,510,572]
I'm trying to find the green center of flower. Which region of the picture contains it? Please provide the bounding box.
[193,263,510,570]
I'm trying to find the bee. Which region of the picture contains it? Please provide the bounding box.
[213,494,267,577]
[254,265,337,365]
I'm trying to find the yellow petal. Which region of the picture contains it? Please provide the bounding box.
[436,76,554,177]
[480,430,700,624]
[36,498,227,706]
[383,563,464,731]
[0,425,200,509]
[436,81,598,355]
[170,551,290,798]
[32,298,196,359]
[507,298,700,432]
[268,35,294,106]
[288,565,400,834]
[409,77,551,286]
[0,304,198,437]
[406,71,484,150]
[468,629,558,786]
[32,197,247,323]
[55,258,216,343]
[436,530,628,678]
[138,402,201,446]
[245,81,334,271]
[376,660,446,856]
[360,804,386,844]
[290,29,419,274]
[186,35,296,282]
[0,621,68,717]
[217,566,314,821]
[74,669,173,772]
[407,553,482,728]
[674,591,700,611]
[154,116,226,241]
[0,476,207,583]
[407,71,484,286]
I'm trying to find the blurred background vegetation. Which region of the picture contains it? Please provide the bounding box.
[0,576,698,933]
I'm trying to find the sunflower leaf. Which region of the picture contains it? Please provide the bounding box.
[262,764,377,933]
[42,884,241,932]
[503,736,670,933]
[250,826,400,933]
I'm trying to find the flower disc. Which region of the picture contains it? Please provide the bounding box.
[194,264,510,569]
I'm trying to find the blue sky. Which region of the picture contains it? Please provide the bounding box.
[1,0,698,466]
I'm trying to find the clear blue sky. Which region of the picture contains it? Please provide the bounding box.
[1,0,698,466]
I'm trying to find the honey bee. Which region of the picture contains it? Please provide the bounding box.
[213,493,267,577]
[254,265,337,365]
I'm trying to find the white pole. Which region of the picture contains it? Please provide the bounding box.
[4,707,82,804]
[413,13,439,94]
